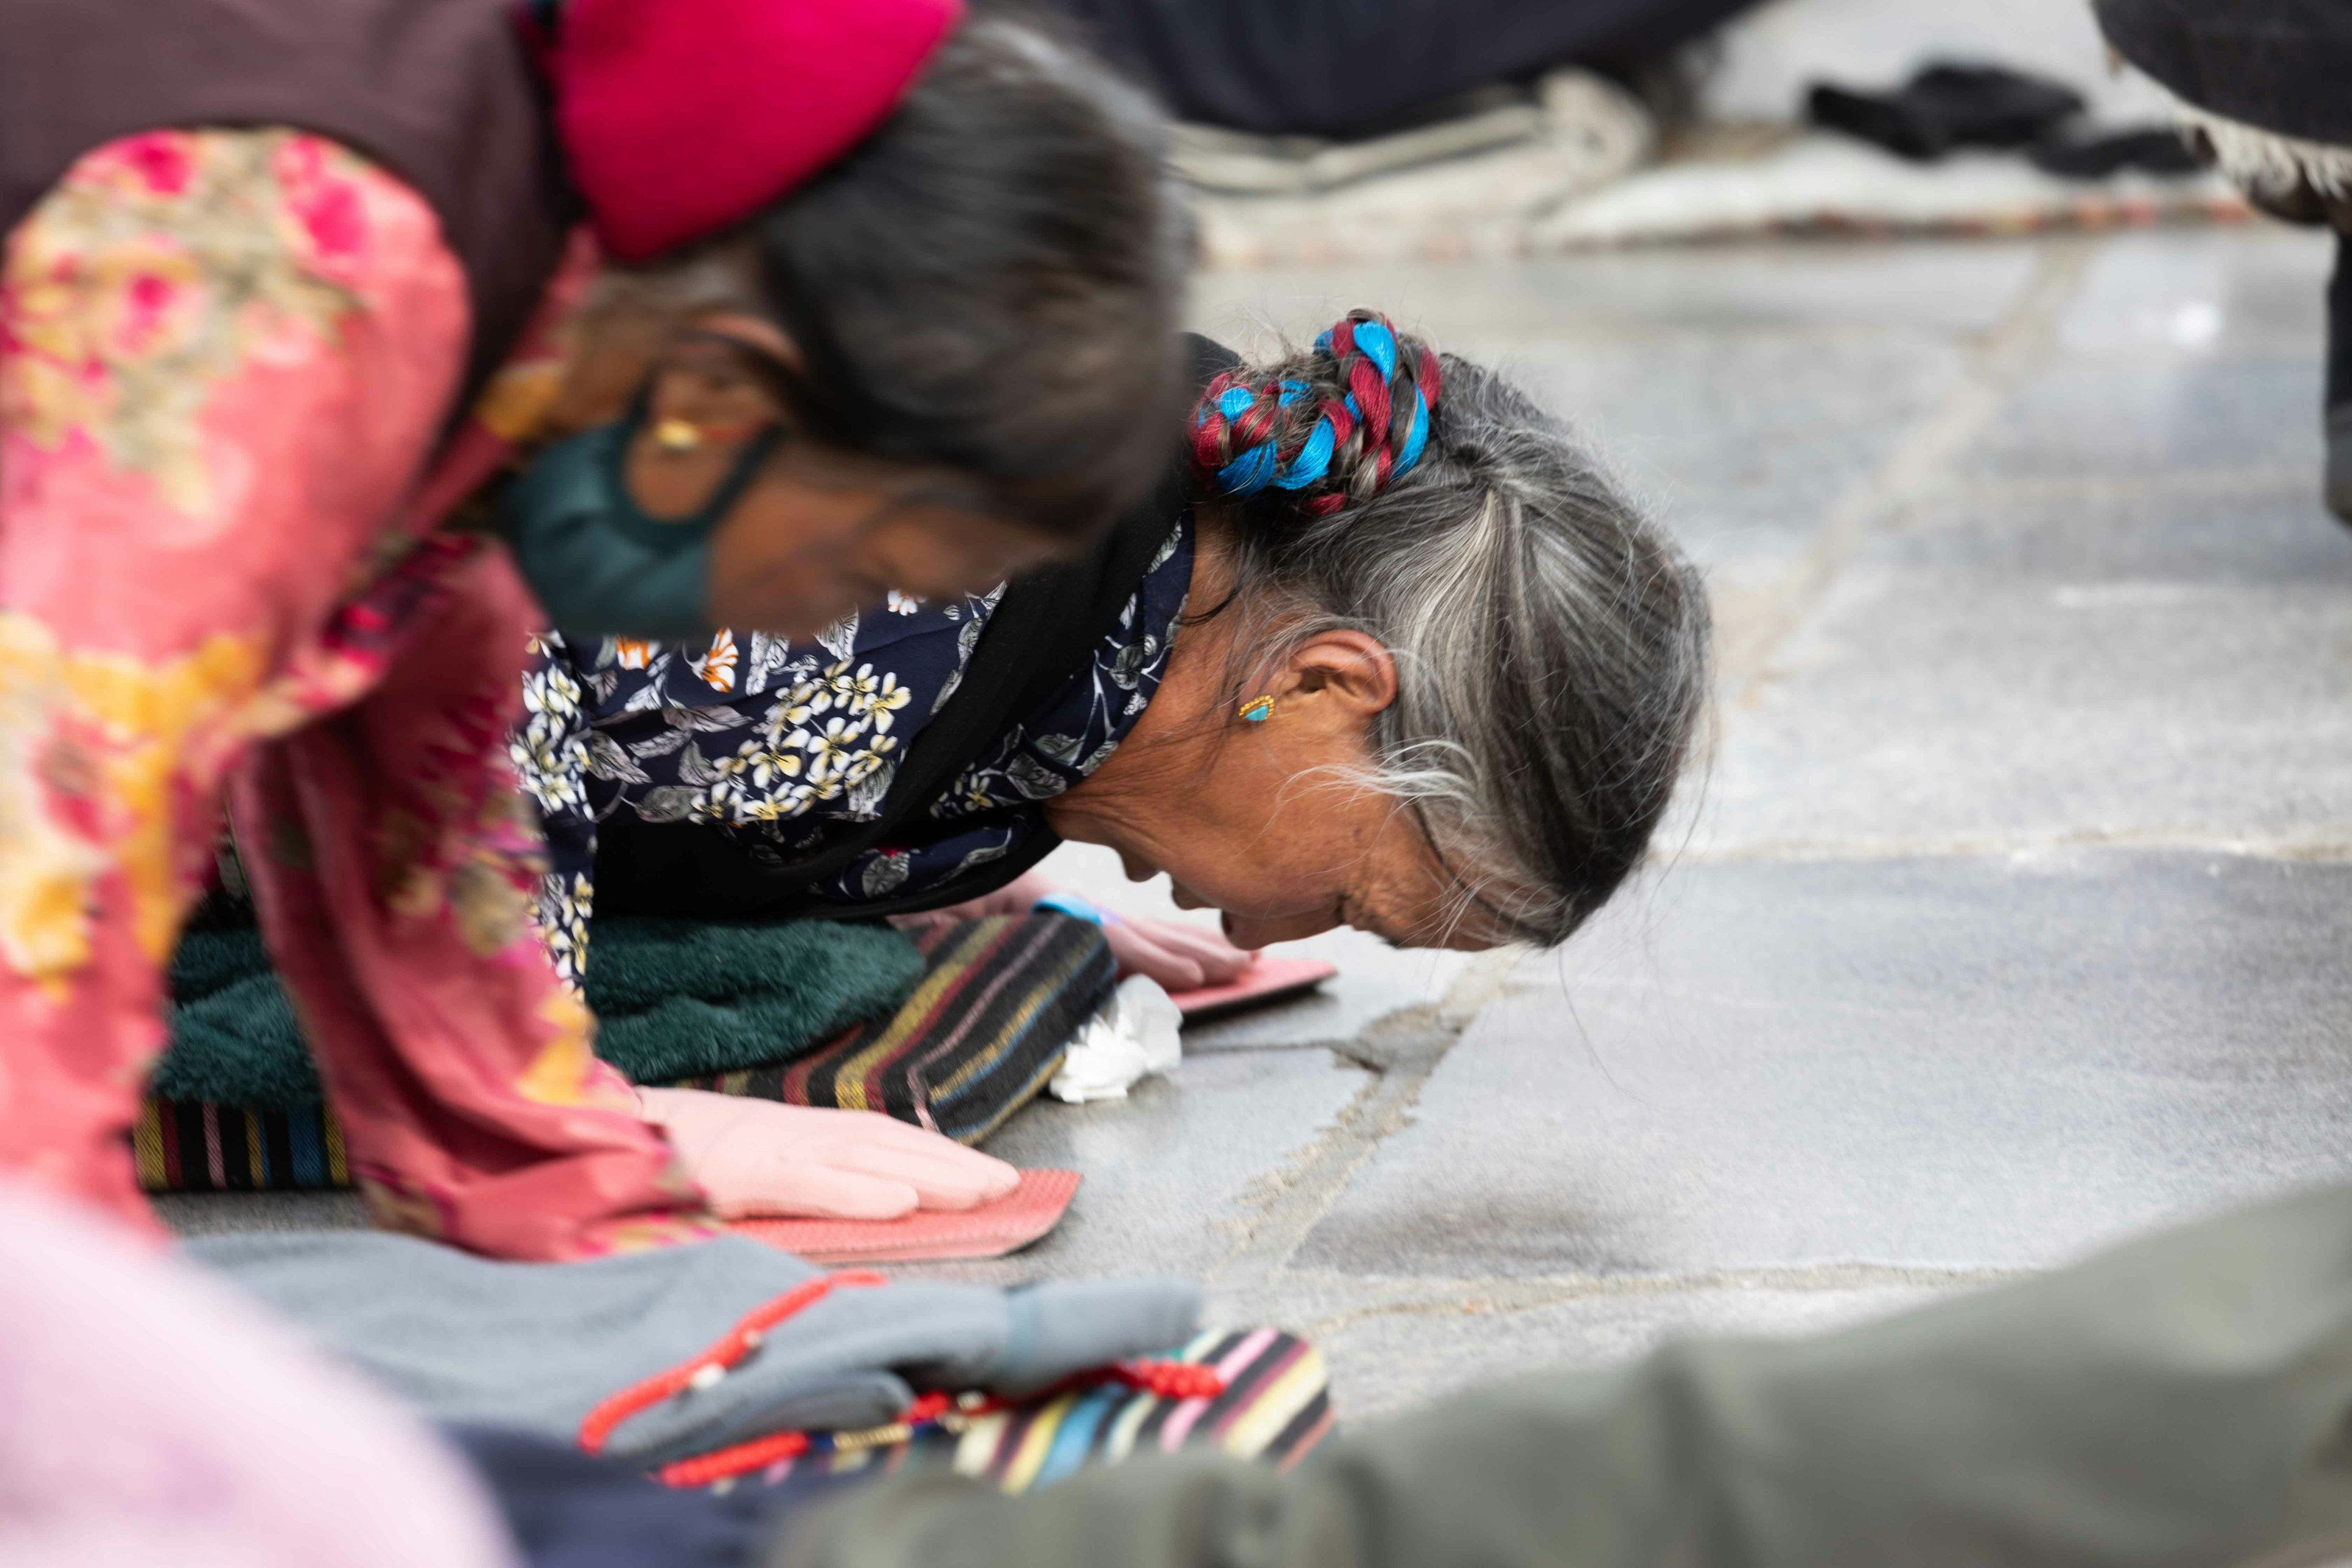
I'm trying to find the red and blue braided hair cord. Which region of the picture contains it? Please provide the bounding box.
[1189,310,1443,515]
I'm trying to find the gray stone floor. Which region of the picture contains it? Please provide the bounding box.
[162,224,2352,1431]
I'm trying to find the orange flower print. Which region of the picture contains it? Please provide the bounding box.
[691,633,739,693]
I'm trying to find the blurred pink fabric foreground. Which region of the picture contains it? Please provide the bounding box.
[0,1182,516,1568]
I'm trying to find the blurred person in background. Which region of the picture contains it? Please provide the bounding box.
[1029,0,1763,139]
[2094,0,2352,523]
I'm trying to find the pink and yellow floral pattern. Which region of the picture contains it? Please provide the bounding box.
[0,129,709,1257]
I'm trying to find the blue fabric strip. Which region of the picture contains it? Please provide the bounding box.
[288,1110,323,1188]
[1036,1385,1123,1484]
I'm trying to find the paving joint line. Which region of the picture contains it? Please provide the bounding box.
[1722,236,2096,703]
[1207,947,1524,1289]
[1270,1260,2022,1335]
[1216,1263,2032,1340]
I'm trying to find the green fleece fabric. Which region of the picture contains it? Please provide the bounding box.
[151,919,924,1111]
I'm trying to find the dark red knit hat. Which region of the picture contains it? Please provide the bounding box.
[540,0,965,263]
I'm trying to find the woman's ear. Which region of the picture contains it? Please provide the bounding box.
[1283,630,1399,718]
[547,307,668,435]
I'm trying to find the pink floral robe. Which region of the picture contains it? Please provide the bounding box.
[0,129,712,1257]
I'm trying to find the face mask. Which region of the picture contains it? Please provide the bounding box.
[497,398,784,642]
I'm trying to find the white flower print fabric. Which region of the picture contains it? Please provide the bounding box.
[512,519,1194,968]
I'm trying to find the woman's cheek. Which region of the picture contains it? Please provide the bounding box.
[1177,856,1327,925]
[707,524,853,638]
[707,568,839,641]
[1222,908,1343,946]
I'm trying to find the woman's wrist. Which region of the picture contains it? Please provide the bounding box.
[1031,889,1121,927]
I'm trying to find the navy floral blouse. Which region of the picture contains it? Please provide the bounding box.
[512,518,1193,984]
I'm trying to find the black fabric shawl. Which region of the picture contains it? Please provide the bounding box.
[2094,0,2352,147]
[589,334,1239,922]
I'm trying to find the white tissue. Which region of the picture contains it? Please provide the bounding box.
[1048,975,1183,1103]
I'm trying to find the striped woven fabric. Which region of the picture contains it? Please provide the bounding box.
[670,912,1114,1147]
[947,1327,1334,1486]
[137,912,1114,1193]
[134,1096,352,1194]
[722,1327,1333,1500]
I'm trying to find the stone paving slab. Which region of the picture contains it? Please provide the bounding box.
[1502,333,1969,578]
[156,1190,368,1237]
[1296,852,2352,1281]
[2055,228,2332,357]
[1958,355,2326,483]
[1220,1275,1966,1422]
[1189,241,2039,343]
[1709,480,2352,850]
[905,1047,1370,1286]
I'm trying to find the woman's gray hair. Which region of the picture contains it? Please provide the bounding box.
[1211,333,1711,948]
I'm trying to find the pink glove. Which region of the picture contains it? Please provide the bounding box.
[905,872,1256,992]
[637,1087,1020,1221]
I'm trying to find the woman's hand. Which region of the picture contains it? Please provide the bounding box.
[1098,914,1254,992]
[637,1086,1019,1221]
[903,873,1257,992]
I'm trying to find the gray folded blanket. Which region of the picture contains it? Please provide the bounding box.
[155,919,924,1109]
[188,1231,1201,1465]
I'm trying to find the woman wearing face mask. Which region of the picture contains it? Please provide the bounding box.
[0,0,1186,1255]
[521,315,1711,1026]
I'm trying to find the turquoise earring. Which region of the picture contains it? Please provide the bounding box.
[1238,693,1275,723]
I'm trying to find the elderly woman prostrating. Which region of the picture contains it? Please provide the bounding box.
[519,312,1709,1007]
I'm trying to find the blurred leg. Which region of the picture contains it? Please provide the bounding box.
[1052,0,1762,137]
[2326,228,2350,522]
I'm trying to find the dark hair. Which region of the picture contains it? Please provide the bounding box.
[754,16,1191,538]
[1194,312,1712,948]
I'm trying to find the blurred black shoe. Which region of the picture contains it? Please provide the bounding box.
[1807,63,2084,162]
[2027,126,2204,179]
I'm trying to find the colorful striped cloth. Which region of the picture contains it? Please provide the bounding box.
[715,1327,1333,1501]
[670,913,1114,1147]
[137,913,1114,1192]
[134,1099,353,1194]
